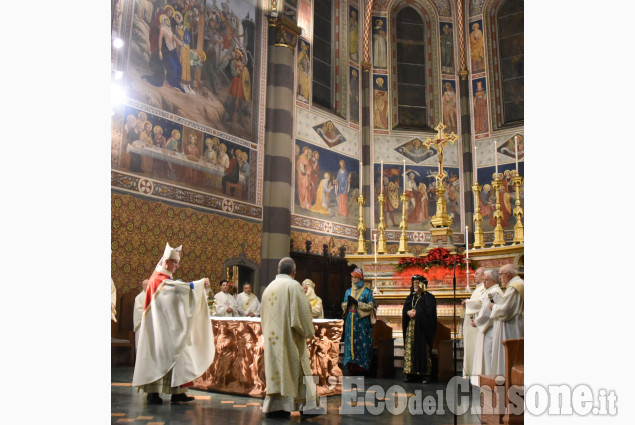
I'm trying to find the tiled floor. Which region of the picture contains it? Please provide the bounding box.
[112,367,483,424]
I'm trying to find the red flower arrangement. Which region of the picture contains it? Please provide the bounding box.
[395,247,473,273]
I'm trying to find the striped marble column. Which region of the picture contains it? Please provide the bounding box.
[360,63,372,251]
[259,19,301,293]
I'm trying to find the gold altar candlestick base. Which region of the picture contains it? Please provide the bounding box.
[491,174,505,247]
[471,182,486,249]
[356,194,366,254]
[377,193,387,253]
[430,182,453,228]
[397,192,409,253]
[511,172,524,245]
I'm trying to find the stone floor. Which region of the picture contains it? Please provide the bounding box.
[111,367,483,424]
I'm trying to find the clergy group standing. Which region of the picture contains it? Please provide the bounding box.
[213,280,239,317]
[471,269,504,377]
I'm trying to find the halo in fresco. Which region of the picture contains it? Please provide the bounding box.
[312,121,347,148]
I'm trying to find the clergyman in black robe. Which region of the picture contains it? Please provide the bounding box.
[402,274,437,383]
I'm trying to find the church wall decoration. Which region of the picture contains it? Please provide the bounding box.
[441,79,458,134]
[373,75,389,129]
[372,16,388,69]
[439,22,455,74]
[474,162,523,233]
[119,0,260,143]
[349,5,359,63]
[113,104,258,206]
[294,139,361,229]
[472,77,489,135]
[297,38,311,103]
[374,163,462,233]
[469,19,486,73]
[313,120,347,148]
[349,67,360,124]
[111,193,261,296]
[297,0,312,42]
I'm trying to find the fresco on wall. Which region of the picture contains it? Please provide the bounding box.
[473,78,489,134]
[373,75,388,129]
[394,138,436,164]
[126,0,257,141]
[349,6,359,63]
[297,38,311,103]
[297,0,312,40]
[313,121,346,148]
[119,105,255,202]
[469,20,485,73]
[475,163,524,232]
[442,80,458,134]
[440,22,454,74]
[374,164,461,232]
[349,67,360,124]
[497,135,524,161]
[295,140,360,226]
[372,17,388,69]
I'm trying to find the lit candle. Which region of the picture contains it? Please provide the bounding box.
[494,141,498,176]
[515,136,519,172]
[373,234,378,264]
[403,160,406,190]
[380,161,384,193]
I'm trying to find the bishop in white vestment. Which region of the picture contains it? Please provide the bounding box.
[490,265,524,376]
[462,268,486,377]
[133,279,149,347]
[471,270,504,380]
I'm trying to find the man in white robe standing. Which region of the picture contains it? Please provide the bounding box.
[471,269,504,381]
[261,257,324,418]
[236,283,261,317]
[462,267,486,377]
[490,264,524,376]
[213,280,239,317]
[133,279,149,347]
[133,243,215,405]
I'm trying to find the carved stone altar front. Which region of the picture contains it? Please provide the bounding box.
[192,318,343,398]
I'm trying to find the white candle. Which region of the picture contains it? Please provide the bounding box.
[359,161,363,189]
[515,136,519,172]
[473,144,478,184]
[494,141,498,176]
[373,234,377,263]
[380,161,383,193]
[465,225,469,258]
[403,160,406,190]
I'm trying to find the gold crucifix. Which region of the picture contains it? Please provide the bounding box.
[423,122,458,228]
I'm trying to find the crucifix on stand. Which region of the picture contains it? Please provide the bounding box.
[423,122,458,251]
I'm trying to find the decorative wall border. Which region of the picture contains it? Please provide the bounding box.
[112,170,262,220]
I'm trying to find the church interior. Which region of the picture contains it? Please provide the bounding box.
[110,0,525,423]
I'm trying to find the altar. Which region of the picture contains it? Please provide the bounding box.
[191,317,343,398]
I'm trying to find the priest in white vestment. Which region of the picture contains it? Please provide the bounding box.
[302,279,324,319]
[261,257,324,418]
[236,283,261,317]
[213,280,239,317]
[462,267,486,377]
[490,264,524,376]
[133,279,149,347]
[133,243,215,405]
[471,269,504,380]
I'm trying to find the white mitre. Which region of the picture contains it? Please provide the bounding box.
[155,242,183,272]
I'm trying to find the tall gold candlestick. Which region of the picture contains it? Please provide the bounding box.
[491,173,505,247]
[356,194,366,254]
[471,182,485,248]
[377,193,387,253]
[511,171,524,245]
[398,192,409,253]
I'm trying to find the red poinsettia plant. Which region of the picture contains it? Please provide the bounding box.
[395,247,473,273]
